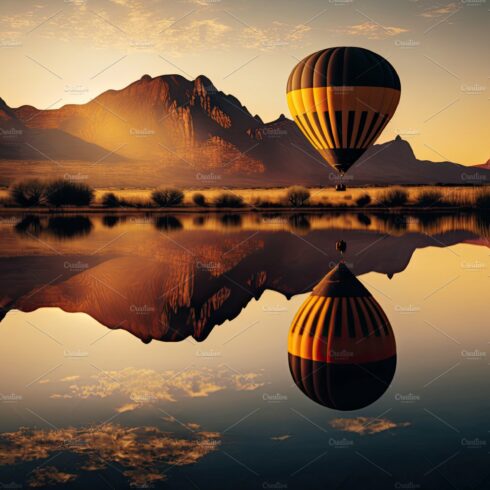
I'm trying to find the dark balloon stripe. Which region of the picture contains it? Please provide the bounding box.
[293,116,317,150]
[365,113,388,149]
[371,296,390,336]
[368,297,388,336]
[291,296,312,334]
[353,110,368,148]
[320,296,336,339]
[360,296,381,337]
[346,298,356,338]
[347,110,356,148]
[360,112,380,149]
[287,47,401,92]
[311,111,328,149]
[334,299,343,337]
[354,297,371,338]
[365,297,385,337]
[296,297,315,336]
[308,298,326,338]
[324,112,335,147]
[334,111,343,148]
[301,113,325,149]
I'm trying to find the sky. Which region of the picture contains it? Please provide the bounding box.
[0,0,488,165]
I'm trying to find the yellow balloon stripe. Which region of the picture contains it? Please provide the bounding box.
[287,86,400,152]
[296,86,330,150]
[288,295,396,363]
[287,91,323,149]
[287,87,400,114]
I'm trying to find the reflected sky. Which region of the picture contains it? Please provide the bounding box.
[0,212,488,489]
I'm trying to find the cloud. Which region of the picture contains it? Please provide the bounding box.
[231,372,267,391]
[188,0,223,5]
[337,21,409,39]
[0,1,232,55]
[271,434,291,441]
[0,3,309,56]
[0,423,220,487]
[49,366,265,405]
[0,2,47,34]
[197,431,220,438]
[242,21,312,50]
[115,402,140,413]
[29,467,76,488]
[108,0,135,5]
[60,375,80,382]
[420,2,460,18]
[330,417,410,435]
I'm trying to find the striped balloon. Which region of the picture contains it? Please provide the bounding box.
[286,47,401,174]
[288,262,396,410]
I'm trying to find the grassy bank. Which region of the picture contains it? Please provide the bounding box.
[0,181,489,211]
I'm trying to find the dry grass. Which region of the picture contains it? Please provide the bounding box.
[0,185,487,208]
[93,186,487,208]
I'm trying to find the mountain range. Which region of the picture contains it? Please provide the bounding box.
[1,73,488,186]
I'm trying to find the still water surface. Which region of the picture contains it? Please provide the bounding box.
[0,212,488,489]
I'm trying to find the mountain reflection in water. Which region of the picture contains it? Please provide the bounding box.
[0,212,488,343]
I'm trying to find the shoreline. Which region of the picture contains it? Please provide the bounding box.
[0,206,484,214]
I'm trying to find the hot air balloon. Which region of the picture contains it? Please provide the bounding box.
[286,47,401,183]
[288,261,396,410]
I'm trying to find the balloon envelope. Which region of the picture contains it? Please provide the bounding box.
[288,262,396,410]
[286,47,401,174]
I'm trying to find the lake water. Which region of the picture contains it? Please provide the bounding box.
[0,212,488,489]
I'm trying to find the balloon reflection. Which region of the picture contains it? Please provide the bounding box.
[288,261,396,410]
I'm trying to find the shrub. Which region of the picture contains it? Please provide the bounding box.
[151,188,184,207]
[213,192,244,208]
[357,213,371,226]
[377,188,408,207]
[355,193,371,207]
[102,215,121,227]
[286,186,310,207]
[15,215,93,239]
[15,215,41,235]
[154,215,183,231]
[45,179,94,206]
[475,188,490,209]
[193,216,206,226]
[416,190,442,207]
[192,192,206,207]
[377,213,407,232]
[9,179,46,206]
[119,197,151,208]
[220,214,242,227]
[101,192,119,207]
[252,197,278,208]
[288,214,311,232]
[46,216,93,239]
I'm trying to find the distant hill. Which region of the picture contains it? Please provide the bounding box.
[1,74,488,186]
[0,98,124,163]
[475,159,490,170]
